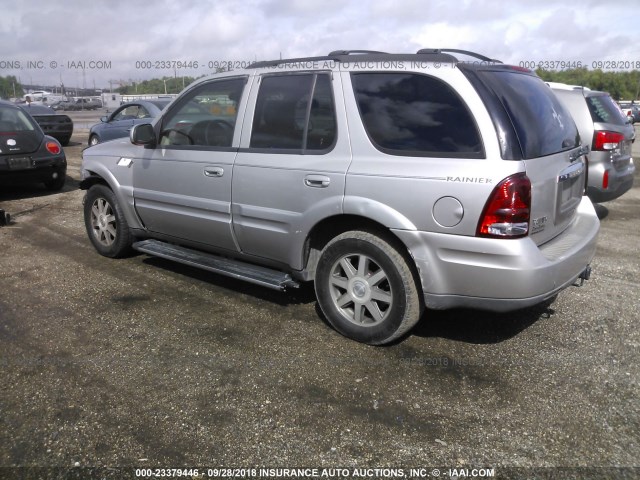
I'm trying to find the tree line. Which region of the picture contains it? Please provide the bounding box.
[536,68,640,100]
[0,76,24,99]
[115,76,198,95]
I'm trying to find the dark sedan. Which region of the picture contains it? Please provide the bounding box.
[0,100,67,190]
[88,99,170,146]
[19,103,74,146]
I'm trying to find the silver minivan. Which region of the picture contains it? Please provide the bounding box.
[80,50,600,345]
[549,82,635,203]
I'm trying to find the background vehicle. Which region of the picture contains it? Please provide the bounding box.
[549,82,635,202]
[54,98,102,111]
[80,50,598,345]
[75,98,102,110]
[19,103,74,146]
[88,99,170,145]
[618,101,640,123]
[50,99,74,111]
[0,100,67,190]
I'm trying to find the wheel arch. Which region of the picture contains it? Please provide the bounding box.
[300,214,421,286]
[79,169,143,231]
[88,133,101,145]
[78,171,109,191]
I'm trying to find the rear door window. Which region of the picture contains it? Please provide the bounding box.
[250,73,336,152]
[351,72,484,158]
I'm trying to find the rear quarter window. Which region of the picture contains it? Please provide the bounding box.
[479,71,580,159]
[351,72,484,158]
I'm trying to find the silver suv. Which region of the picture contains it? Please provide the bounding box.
[548,82,635,203]
[80,49,599,345]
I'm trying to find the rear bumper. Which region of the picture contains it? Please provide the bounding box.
[394,196,600,312]
[0,157,67,186]
[587,157,635,203]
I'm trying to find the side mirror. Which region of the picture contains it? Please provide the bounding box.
[130,123,156,147]
[100,116,107,123]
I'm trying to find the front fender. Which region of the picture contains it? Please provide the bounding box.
[81,149,143,231]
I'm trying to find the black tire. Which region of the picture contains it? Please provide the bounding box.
[60,136,70,146]
[84,184,132,258]
[315,231,423,345]
[44,173,66,191]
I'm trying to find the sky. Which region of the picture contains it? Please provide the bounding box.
[1,0,639,94]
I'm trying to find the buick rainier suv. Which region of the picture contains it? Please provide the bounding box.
[80,49,599,345]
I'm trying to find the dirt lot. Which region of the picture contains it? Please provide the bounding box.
[0,112,639,479]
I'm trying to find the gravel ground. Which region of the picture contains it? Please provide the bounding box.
[0,113,638,479]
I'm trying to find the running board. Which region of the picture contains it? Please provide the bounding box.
[132,239,299,291]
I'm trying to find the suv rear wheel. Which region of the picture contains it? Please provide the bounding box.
[315,231,423,345]
[84,184,132,258]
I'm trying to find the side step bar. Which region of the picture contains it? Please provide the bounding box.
[132,239,300,291]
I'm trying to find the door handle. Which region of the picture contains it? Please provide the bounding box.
[204,167,224,177]
[304,174,330,188]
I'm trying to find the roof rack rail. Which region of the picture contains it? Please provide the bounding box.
[248,55,336,69]
[417,48,502,63]
[328,50,388,56]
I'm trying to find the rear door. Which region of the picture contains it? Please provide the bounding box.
[232,71,351,269]
[473,69,586,245]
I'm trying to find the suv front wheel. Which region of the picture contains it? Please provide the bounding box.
[84,184,132,258]
[315,231,423,345]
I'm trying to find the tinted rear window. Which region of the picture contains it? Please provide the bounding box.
[0,106,39,132]
[587,95,627,125]
[480,71,579,159]
[351,73,484,158]
[250,73,336,152]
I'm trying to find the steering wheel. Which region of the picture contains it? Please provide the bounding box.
[203,120,233,147]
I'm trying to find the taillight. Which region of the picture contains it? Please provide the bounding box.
[477,173,531,238]
[46,141,61,154]
[593,131,624,151]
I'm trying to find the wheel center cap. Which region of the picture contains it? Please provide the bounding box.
[352,280,367,298]
[99,215,107,228]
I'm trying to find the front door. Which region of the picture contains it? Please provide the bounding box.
[133,76,248,252]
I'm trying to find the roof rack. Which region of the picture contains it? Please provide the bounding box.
[417,48,502,63]
[248,55,337,69]
[327,50,388,56]
[247,49,501,70]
